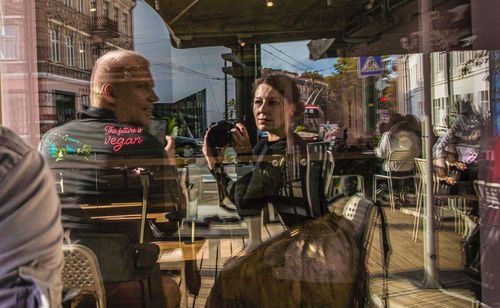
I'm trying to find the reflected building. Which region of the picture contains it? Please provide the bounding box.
[396,51,489,134]
[35,0,134,134]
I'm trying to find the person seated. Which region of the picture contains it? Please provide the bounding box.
[375,113,421,177]
[433,100,483,186]
[39,50,180,307]
[0,125,63,307]
[203,73,316,253]
[375,113,421,205]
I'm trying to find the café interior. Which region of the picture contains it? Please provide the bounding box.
[1,0,500,307]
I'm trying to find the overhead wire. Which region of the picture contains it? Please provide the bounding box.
[149,59,225,80]
[267,44,314,71]
[261,47,306,72]
[197,49,222,113]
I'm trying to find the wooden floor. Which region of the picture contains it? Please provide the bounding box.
[156,205,481,308]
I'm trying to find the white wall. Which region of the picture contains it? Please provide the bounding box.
[133,1,235,128]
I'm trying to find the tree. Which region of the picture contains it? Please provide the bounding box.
[460,50,489,77]
[333,57,357,74]
[300,71,325,81]
[221,98,236,122]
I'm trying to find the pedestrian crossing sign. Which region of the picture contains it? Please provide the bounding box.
[358,56,383,77]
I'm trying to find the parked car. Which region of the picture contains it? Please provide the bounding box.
[175,136,203,157]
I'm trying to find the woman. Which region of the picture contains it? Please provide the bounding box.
[203,73,307,252]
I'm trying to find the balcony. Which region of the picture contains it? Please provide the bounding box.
[89,17,119,39]
[45,0,91,33]
[38,61,91,81]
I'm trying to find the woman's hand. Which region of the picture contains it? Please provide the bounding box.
[231,123,252,155]
[202,128,225,170]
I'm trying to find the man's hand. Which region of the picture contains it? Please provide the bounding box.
[165,136,176,165]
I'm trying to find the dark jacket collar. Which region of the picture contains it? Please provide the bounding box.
[78,107,116,120]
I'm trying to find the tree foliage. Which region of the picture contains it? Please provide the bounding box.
[300,71,325,81]
[333,57,358,74]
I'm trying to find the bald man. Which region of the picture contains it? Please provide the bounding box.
[40,50,180,307]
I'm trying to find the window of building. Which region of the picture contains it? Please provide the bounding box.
[81,95,90,110]
[122,13,128,35]
[78,0,84,12]
[90,0,97,18]
[65,0,71,8]
[65,36,74,66]
[103,1,109,19]
[79,42,87,69]
[437,52,446,72]
[92,45,99,64]
[2,25,20,60]
[480,90,489,103]
[458,51,465,65]
[50,29,60,62]
[113,7,119,22]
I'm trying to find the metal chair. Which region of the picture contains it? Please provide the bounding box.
[305,141,330,218]
[412,158,461,241]
[62,244,106,308]
[334,174,365,198]
[373,150,416,211]
[342,196,391,307]
[324,150,335,198]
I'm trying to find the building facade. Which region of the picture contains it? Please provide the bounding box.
[36,0,134,134]
[397,51,489,134]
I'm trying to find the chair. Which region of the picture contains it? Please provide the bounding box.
[53,171,64,193]
[373,150,416,211]
[305,141,330,218]
[412,158,461,242]
[324,150,335,198]
[62,244,106,308]
[334,174,365,198]
[342,196,391,307]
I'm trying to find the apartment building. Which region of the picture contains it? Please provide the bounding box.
[36,0,134,134]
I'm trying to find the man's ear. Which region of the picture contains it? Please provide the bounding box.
[101,83,116,104]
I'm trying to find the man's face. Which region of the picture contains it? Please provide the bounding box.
[112,65,158,127]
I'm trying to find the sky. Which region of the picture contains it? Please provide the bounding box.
[132,0,338,123]
[261,41,338,76]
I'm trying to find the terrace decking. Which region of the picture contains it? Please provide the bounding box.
[368,208,480,307]
[157,205,481,308]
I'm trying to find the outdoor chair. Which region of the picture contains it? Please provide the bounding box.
[62,244,106,308]
[412,158,461,242]
[373,150,416,211]
[342,196,391,307]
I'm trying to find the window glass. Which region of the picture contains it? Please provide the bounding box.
[50,29,59,62]
[79,42,86,69]
[103,1,108,19]
[2,25,19,59]
[65,36,73,66]
[1,1,500,307]
[122,13,127,35]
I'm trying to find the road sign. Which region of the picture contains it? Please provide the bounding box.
[358,56,383,77]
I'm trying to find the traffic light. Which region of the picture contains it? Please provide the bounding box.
[221,52,244,79]
[221,46,261,80]
[379,96,388,108]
